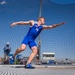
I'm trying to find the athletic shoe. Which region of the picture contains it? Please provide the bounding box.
[9,55,15,64]
[24,63,35,69]
[12,55,15,62]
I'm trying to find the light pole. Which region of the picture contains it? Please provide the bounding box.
[37,0,42,64]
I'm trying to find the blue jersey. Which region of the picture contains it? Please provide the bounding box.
[26,22,43,40]
[21,22,43,48]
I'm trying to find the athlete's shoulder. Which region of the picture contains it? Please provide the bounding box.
[42,25,47,29]
[29,20,35,26]
[34,21,38,24]
[30,20,38,26]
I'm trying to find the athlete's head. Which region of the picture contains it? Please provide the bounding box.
[38,17,45,25]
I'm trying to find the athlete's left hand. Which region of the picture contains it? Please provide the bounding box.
[60,22,66,26]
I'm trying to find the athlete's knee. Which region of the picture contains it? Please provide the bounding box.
[17,47,24,52]
[19,44,26,51]
[20,47,25,51]
[31,46,38,54]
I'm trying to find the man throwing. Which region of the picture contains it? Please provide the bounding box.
[10,17,65,69]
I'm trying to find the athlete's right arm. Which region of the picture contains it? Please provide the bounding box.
[10,20,34,27]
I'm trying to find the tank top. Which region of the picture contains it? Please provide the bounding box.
[26,22,43,40]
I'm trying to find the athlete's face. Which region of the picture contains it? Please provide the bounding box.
[40,18,45,25]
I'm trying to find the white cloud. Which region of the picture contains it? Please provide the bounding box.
[0,1,7,5]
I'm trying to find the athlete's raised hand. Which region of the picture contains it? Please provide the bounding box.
[10,22,17,28]
[59,22,66,26]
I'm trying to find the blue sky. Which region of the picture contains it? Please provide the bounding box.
[0,0,75,59]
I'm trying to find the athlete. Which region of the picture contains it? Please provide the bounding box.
[10,17,65,69]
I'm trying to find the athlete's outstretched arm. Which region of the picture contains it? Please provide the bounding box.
[10,20,34,27]
[43,22,66,30]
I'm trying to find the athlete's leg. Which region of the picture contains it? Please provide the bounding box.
[14,36,28,57]
[14,44,26,57]
[26,46,38,65]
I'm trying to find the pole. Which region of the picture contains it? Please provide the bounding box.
[39,0,42,17]
[37,0,42,64]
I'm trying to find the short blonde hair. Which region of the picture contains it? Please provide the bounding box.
[38,17,45,21]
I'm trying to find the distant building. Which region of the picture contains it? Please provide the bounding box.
[42,52,56,64]
[42,52,55,60]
